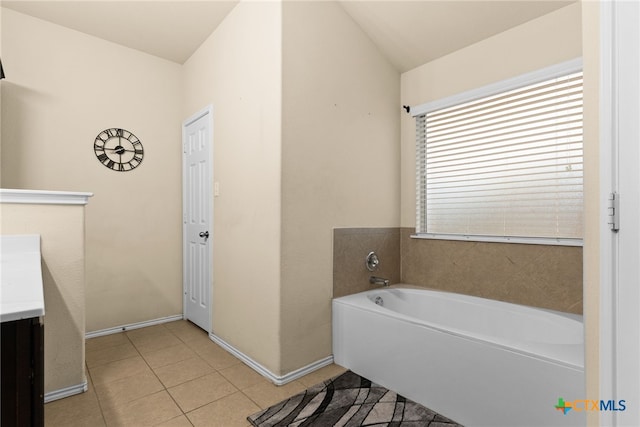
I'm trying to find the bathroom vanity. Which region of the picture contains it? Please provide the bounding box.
[1,234,45,427]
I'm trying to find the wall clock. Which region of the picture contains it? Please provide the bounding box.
[94,128,144,172]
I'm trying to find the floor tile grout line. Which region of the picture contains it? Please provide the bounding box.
[84,361,109,426]
[53,322,268,426]
[171,325,209,346]
[125,325,194,426]
[85,343,140,370]
[159,322,259,425]
[93,332,142,425]
[130,326,189,407]
[135,324,202,427]
[179,384,243,418]
[92,330,177,425]
[241,389,268,412]
[158,330,252,417]
[137,322,232,425]
[86,332,142,426]
[84,321,322,426]
[151,322,266,420]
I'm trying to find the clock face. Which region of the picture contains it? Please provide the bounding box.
[94,128,144,172]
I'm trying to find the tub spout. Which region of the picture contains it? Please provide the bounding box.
[369,276,390,287]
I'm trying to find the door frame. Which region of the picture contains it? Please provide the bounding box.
[599,1,640,425]
[182,105,214,333]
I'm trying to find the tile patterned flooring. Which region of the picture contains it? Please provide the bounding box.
[45,320,347,427]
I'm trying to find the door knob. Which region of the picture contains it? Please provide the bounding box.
[199,231,209,239]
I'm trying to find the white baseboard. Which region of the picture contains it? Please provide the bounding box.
[45,381,88,403]
[209,333,334,386]
[276,355,335,385]
[85,317,333,386]
[85,314,184,339]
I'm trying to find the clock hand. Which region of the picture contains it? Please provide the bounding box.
[104,147,135,153]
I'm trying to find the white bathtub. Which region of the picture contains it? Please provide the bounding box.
[332,286,585,427]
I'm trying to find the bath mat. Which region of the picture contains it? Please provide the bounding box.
[247,370,463,427]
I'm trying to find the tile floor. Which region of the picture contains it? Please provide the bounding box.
[45,320,347,427]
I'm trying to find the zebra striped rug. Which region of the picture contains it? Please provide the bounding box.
[247,370,463,427]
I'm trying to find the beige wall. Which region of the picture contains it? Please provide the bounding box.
[183,1,400,375]
[396,4,583,311]
[182,1,283,374]
[395,1,596,405]
[281,1,400,374]
[1,203,86,395]
[400,2,583,227]
[1,8,183,332]
[581,0,600,419]
[0,7,4,164]
[1,0,399,378]
[2,1,598,388]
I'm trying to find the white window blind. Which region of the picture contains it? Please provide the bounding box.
[415,65,583,243]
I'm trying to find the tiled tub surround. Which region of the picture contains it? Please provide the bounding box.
[333,227,582,314]
[400,228,583,314]
[333,228,400,298]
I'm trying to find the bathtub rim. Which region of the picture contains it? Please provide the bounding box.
[333,284,584,370]
[348,283,583,321]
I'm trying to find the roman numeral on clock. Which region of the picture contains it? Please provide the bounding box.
[95,128,143,171]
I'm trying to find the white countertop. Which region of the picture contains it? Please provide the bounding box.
[1,234,45,322]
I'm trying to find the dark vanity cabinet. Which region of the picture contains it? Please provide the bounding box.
[1,317,45,427]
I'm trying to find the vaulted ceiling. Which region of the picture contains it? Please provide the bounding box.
[1,1,239,64]
[1,0,575,72]
[339,0,575,72]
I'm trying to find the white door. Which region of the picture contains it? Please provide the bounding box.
[182,106,213,332]
[601,2,640,426]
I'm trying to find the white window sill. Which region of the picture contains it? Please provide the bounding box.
[411,233,583,247]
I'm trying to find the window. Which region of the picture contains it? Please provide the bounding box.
[413,59,583,245]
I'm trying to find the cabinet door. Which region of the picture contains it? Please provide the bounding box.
[1,318,44,427]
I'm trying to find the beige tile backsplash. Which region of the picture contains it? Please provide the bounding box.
[333,228,401,298]
[333,227,583,314]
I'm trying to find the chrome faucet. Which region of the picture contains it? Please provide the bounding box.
[369,276,390,287]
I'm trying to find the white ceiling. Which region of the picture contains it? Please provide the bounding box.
[1,0,575,70]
